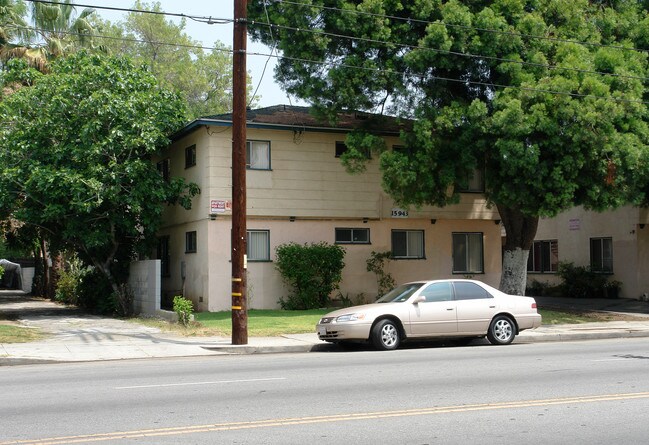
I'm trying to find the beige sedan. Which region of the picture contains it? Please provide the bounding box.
[317,279,542,350]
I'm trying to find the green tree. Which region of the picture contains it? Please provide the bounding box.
[250,0,649,295]
[0,51,199,299]
[2,0,99,72]
[94,1,255,119]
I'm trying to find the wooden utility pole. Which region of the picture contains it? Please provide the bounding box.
[231,0,248,345]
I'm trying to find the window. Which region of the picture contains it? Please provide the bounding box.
[156,158,170,182]
[185,144,196,168]
[591,237,613,273]
[452,233,484,273]
[335,228,370,244]
[457,168,485,192]
[392,145,413,156]
[247,230,270,261]
[528,240,558,273]
[453,281,491,300]
[246,140,271,170]
[185,231,197,253]
[157,236,170,277]
[335,141,371,159]
[419,282,453,302]
[391,230,425,259]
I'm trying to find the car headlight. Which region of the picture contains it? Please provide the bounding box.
[336,313,366,322]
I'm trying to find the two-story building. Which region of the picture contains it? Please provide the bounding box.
[526,205,649,299]
[155,105,502,312]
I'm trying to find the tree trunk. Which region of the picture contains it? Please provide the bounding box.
[497,205,539,296]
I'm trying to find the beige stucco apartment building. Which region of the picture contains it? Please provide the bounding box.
[154,105,503,312]
[527,205,649,299]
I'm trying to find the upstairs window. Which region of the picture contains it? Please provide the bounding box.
[335,141,371,159]
[157,158,170,182]
[185,144,196,168]
[457,168,485,193]
[247,140,271,170]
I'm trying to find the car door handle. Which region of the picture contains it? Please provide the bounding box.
[489,305,496,309]
[446,308,454,311]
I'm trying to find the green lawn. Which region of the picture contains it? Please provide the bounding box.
[0,323,44,343]
[190,307,604,337]
[194,309,329,337]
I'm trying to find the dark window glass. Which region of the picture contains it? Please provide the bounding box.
[185,231,197,253]
[591,237,613,273]
[419,282,453,302]
[453,282,491,300]
[335,228,370,244]
[185,144,196,168]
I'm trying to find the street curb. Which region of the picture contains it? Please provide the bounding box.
[201,343,332,355]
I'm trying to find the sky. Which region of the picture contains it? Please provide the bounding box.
[79,0,303,108]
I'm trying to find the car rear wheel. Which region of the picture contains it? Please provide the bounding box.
[371,319,400,350]
[487,315,515,345]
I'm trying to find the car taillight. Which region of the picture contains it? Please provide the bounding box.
[532,303,537,309]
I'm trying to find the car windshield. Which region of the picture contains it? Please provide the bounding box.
[376,283,425,303]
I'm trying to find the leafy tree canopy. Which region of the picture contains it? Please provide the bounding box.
[0,51,199,293]
[250,0,649,294]
[93,1,256,119]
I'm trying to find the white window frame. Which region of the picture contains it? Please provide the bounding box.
[247,230,270,261]
[246,140,271,170]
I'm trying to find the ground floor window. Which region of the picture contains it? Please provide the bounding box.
[335,228,370,244]
[185,231,197,253]
[528,240,559,273]
[590,237,613,273]
[247,230,270,261]
[391,230,425,259]
[452,232,484,273]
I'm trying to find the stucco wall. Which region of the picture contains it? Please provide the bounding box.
[529,205,648,299]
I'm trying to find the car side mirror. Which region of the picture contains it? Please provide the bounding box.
[413,295,426,304]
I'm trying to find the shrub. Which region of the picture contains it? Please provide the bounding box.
[366,251,395,297]
[557,262,607,298]
[113,283,135,317]
[0,265,4,281]
[173,296,194,327]
[54,255,88,305]
[275,242,346,310]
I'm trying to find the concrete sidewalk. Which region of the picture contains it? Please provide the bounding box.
[2,291,649,365]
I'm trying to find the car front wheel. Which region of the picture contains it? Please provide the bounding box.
[371,319,401,350]
[487,315,515,345]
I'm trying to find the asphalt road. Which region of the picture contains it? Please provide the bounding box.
[2,338,649,444]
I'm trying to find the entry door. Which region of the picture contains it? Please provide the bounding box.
[408,282,457,336]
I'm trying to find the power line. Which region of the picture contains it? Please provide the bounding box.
[249,20,649,84]
[23,0,231,25]
[4,24,648,106]
[273,0,648,54]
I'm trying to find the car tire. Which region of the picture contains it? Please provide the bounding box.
[371,319,401,350]
[487,315,515,345]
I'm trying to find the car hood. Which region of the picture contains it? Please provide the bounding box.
[322,303,398,318]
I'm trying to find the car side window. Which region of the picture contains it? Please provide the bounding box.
[419,282,453,302]
[453,282,492,300]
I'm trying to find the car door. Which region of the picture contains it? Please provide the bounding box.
[408,281,457,336]
[453,281,497,334]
